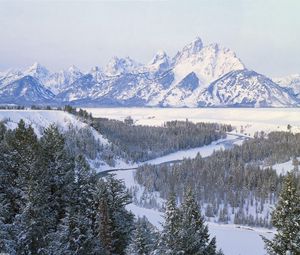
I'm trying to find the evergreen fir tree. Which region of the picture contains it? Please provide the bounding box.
[126,216,158,255]
[0,120,40,254]
[95,175,134,255]
[263,172,300,255]
[0,127,17,254]
[157,192,181,254]
[39,124,75,228]
[45,156,102,255]
[36,125,76,253]
[0,147,13,253]
[178,188,221,255]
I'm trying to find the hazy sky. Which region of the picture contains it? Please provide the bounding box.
[0,0,299,77]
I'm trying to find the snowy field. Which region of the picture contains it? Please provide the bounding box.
[264,157,300,175]
[85,107,300,136]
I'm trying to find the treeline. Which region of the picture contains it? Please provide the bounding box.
[12,105,231,163]
[63,105,93,121]
[0,120,222,255]
[91,118,232,162]
[0,105,25,110]
[135,131,300,228]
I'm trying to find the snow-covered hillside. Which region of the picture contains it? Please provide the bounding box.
[0,109,128,171]
[0,38,299,107]
[0,110,88,136]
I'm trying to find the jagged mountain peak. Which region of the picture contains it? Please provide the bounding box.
[105,56,141,76]
[0,37,299,108]
[199,69,298,107]
[24,62,50,80]
[67,65,81,73]
[147,50,170,74]
[173,37,204,63]
[171,40,245,86]
[149,50,168,64]
[89,66,105,82]
[274,73,300,98]
[90,66,101,73]
[26,62,49,73]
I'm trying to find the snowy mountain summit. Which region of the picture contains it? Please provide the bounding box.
[0,37,299,107]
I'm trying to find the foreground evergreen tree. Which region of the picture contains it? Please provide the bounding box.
[48,155,101,255]
[178,189,221,255]
[158,190,222,255]
[127,217,158,255]
[157,193,181,254]
[0,123,17,254]
[0,120,40,255]
[263,172,300,255]
[95,175,134,255]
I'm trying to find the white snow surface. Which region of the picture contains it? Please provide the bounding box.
[145,133,244,165]
[85,107,300,136]
[264,157,300,175]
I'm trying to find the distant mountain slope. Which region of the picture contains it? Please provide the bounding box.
[199,70,298,107]
[273,74,300,99]
[0,37,299,107]
[0,76,54,105]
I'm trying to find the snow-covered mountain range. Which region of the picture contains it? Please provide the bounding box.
[0,37,299,107]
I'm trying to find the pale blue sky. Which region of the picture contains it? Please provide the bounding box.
[0,0,299,77]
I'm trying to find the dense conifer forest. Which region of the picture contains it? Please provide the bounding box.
[135,131,300,227]
[0,119,223,254]
[64,105,233,163]
[91,117,231,162]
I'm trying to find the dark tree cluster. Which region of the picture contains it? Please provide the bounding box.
[63,105,93,122]
[0,105,25,110]
[135,131,300,228]
[156,190,223,255]
[91,118,232,162]
[0,120,134,255]
[126,190,223,255]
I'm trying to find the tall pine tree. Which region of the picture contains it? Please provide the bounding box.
[157,192,181,254]
[95,175,134,255]
[263,172,300,255]
[178,188,222,255]
[158,190,223,255]
[126,216,158,255]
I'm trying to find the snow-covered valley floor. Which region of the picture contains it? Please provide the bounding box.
[85,107,300,136]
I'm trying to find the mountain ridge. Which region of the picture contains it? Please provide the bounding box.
[0,37,299,107]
